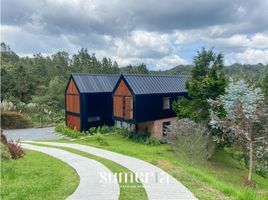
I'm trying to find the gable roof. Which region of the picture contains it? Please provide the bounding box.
[71,73,120,93]
[122,74,188,95]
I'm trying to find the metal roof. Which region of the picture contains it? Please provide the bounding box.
[123,74,188,94]
[72,73,120,93]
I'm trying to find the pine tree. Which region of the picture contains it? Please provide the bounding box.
[173,48,227,122]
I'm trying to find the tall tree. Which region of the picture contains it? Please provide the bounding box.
[121,63,149,74]
[261,66,268,104]
[209,80,268,183]
[173,48,227,122]
[11,65,34,102]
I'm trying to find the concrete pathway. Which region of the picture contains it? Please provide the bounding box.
[4,127,63,141]
[22,143,120,200]
[31,141,197,200]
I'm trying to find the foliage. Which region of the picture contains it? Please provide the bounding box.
[122,130,160,145]
[0,100,17,111]
[95,133,109,146]
[168,118,215,165]
[0,43,149,109]
[54,124,84,138]
[1,131,25,159]
[209,79,268,183]
[0,142,11,159]
[6,140,25,160]
[1,131,11,159]
[173,48,227,122]
[120,63,149,74]
[225,63,267,84]
[28,105,64,127]
[1,150,79,200]
[145,137,161,145]
[86,125,125,135]
[261,66,268,104]
[1,111,30,129]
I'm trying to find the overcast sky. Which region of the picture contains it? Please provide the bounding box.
[1,0,268,70]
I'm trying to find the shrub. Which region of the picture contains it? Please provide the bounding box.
[168,118,215,165]
[95,133,109,146]
[98,125,110,134]
[145,137,161,146]
[0,142,11,159]
[54,124,84,138]
[1,111,30,129]
[87,125,127,135]
[7,140,25,159]
[1,131,25,159]
[0,100,16,112]
[123,131,161,146]
[88,127,96,135]
[127,131,150,143]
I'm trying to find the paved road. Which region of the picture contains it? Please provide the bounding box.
[3,127,63,141]
[22,143,120,200]
[32,141,197,200]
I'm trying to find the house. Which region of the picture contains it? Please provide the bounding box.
[113,74,188,139]
[65,73,119,131]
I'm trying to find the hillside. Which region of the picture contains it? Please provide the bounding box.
[151,64,267,83]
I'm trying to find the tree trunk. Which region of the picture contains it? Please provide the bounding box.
[248,140,253,183]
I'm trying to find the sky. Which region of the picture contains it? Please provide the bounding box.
[1,0,268,70]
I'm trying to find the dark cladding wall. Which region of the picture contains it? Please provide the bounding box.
[134,92,188,123]
[80,93,114,131]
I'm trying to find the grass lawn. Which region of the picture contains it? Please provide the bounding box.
[1,150,79,200]
[48,134,268,200]
[27,142,148,200]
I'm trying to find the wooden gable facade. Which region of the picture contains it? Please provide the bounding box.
[65,74,119,132]
[65,78,80,130]
[112,74,188,124]
[113,80,133,121]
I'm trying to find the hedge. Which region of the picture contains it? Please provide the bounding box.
[1,112,30,129]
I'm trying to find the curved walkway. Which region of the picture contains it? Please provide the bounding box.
[31,141,197,200]
[22,143,120,200]
[4,127,63,141]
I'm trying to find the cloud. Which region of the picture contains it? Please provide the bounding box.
[1,0,268,68]
[225,48,268,65]
[204,33,268,50]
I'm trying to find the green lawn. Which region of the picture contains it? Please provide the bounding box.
[49,134,268,200]
[27,142,148,200]
[1,150,79,200]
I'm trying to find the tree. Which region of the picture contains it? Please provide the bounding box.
[11,65,34,102]
[261,66,268,104]
[120,63,149,74]
[209,79,268,183]
[173,48,227,122]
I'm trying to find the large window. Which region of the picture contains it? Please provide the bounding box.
[163,97,170,109]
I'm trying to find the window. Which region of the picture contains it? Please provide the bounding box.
[163,97,170,109]
[163,121,171,137]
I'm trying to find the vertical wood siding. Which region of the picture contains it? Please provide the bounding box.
[113,80,133,120]
[66,79,80,113]
[125,96,133,119]
[66,114,80,130]
[66,78,80,131]
[113,95,123,117]
[114,80,132,96]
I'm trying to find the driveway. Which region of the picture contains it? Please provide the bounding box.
[22,143,120,200]
[31,141,197,200]
[3,127,63,141]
